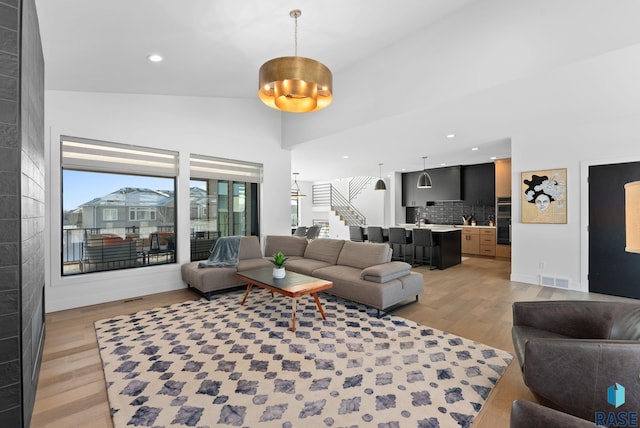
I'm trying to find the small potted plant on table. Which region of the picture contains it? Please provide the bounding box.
[270,251,288,278]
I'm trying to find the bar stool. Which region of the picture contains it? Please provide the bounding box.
[366,226,387,243]
[388,227,413,264]
[349,226,365,242]
[412,228,438,270]
[306,225,321,240]
[293,226,307,237]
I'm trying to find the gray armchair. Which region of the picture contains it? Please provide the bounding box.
[512,300,640,422]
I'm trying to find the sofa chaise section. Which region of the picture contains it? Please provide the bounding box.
[181,236,270,299]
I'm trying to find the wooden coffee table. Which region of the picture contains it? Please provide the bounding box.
[236,267,333,332]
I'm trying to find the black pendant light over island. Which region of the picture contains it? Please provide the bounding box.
[375,163,387,191]
[417,156,433,188]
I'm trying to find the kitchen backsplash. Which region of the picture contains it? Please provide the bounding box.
[408,201,496,226]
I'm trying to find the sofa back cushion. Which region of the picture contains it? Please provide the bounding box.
[304,238,345,265]
[239,236,263,260]
[264,235,308,257]
[337,240,392,269]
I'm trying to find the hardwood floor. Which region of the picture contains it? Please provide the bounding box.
[31,257,632,427]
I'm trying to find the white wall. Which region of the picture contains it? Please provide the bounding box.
[295,180,315,228]
[45,90,291,312]
[511,114,640,292]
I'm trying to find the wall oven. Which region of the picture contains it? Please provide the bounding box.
[496,197,511,245]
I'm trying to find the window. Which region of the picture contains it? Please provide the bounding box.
[189,155,262,260]
[61,136,178,275]
[103,208,118,221]
[129,207,157,221]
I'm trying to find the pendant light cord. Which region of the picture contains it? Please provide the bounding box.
[293,13,298,56]
[291,10,300,57]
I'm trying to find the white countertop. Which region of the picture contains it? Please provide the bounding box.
[396,224,464,232]
[454,225,496,229]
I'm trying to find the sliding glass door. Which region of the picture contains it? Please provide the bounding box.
[189,154,262,260]
[216,181,246,237]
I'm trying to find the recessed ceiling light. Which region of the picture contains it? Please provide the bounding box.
[147,54,163,62]
[343,155,349,159]
[446,134,455,139]
[471,147,479,151]
[440,163,447,166]
[490,156,497,160]
[401,168,407,171]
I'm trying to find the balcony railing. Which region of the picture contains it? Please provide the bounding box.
[61,226,223,275]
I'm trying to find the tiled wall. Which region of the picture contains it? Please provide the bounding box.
[0,0,45,426]
[408,201,496,226]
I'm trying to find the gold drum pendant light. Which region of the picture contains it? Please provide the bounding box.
[258,10,333,113]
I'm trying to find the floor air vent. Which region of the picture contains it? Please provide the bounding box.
[539,275,570,288]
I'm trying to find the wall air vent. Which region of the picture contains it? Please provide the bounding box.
[539,275,570,289]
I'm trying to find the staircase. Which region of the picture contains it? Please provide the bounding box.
[312,183,366,226]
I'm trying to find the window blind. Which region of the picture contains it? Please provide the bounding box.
[61,136,179,177]
[190,154,262,183]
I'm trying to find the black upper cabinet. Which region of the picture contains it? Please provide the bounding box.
[403,163,495,206]
[461,163,495,206]
[403,166,462,206]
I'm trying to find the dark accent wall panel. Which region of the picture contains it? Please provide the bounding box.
[588,162,640,299]
[0,0,45,426]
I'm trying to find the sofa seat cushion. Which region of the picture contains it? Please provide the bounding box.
[313,265,418,310]
[303,238,345,265]
[512,325,572,369]
[237,258,271,271]
[264,235,308,257]
[285,258,332,276]
[337,240,392,269]
[360,262,411,283]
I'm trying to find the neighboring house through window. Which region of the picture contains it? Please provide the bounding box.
[61,136,178,276]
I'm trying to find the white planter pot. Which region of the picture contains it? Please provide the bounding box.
[272,267,286,279]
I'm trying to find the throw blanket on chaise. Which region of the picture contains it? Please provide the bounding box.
[197,235,241,268]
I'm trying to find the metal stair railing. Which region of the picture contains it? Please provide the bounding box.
[312,183,332,206]
[349,176,372,202]
[312,183,366,226]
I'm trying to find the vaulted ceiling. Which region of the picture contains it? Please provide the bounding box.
[36,0,640,181]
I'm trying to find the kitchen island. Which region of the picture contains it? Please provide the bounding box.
[396,224,462,270]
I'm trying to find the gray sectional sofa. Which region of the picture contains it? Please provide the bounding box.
[181,235,424,314]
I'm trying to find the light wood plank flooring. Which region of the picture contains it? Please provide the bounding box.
[32,256,633,427]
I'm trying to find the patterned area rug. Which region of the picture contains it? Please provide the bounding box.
[95,290,513,427]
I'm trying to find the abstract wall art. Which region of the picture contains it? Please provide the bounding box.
[521,168,567,224]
